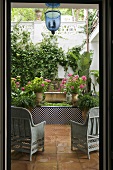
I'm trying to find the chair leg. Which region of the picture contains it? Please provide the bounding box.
[42,146,44,152]
[88,153,90,159]
[71,142,73,150]
[30,154,32,161]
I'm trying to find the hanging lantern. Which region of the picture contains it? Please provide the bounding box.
[45,10,61,35]
[45,3,61,35]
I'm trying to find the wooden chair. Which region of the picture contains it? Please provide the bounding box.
[11,106,46,161]
[70,107,99,159]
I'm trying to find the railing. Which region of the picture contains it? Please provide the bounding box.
[11,21,85,35]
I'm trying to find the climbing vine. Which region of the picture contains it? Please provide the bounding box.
[11,23,67,86]
[37,33,67,79]
[11,22,41,86]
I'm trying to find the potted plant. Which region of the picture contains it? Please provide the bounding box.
[59,73,87,106]
[29,77,51,106]
[78,93,99,121]
[11,76,36,111]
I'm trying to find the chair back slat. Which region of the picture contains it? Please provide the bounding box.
[11,107,32,137]
[88,107,99,136]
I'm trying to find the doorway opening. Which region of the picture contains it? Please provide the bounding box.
[10,2,100,170]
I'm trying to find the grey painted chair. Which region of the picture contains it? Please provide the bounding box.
[11,106,46,161]
[70,107,99,159]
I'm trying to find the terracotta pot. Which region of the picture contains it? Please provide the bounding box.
[36,92,43,106]
[72,93,78,107]
[44,92,66,103]
[82,109,89,121]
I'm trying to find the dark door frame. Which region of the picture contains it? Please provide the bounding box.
[1,0,112,169]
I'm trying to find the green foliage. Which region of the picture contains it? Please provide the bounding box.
[66,46,82,72]
[28,77,51,93]
[77,51,93,76]
[90,70,99,93]
[11,22,41,86]
[76,50,93,93]
[11,8,85,21]
[37,33,67,79]
[84,9,98,34]
[42,102,71,106]
[12,91,36,108]
[11,8,35,21]
[66,45,93,93]
[88,9,98,34]
[11,22,93,93]
[11,76,36,108]
[78,93,99,111]
[11,23,67,86]
[90,70,99,84]
[59,9,72,16]
[78,9,84,20]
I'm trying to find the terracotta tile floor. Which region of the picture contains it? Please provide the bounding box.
[11,124,99,170]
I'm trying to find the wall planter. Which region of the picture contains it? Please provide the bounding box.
[44,92,66,103]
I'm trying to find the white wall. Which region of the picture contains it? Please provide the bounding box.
[89,33,99,92]
[90,41,99,70]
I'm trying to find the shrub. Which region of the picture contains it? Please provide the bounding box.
[11,76,36,109]
[78,93,99,111]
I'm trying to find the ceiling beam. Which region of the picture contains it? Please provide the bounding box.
[11,3,99,9]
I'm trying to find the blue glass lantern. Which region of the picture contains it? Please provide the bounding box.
[45,10,61,35]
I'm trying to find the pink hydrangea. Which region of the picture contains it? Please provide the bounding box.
[47,79,51,82]
[21,87,25,91]
[63,78,67,81]
[27,81,31,84]
[74,75,79,79]
[82,76,87,81]
[16,82,20,85]
[68,73,73,77]
[60,83,64,87]
[16,82,20,88]
[62,80,67,84]
[41,83,45,87]
[45,79,51,83]
[80,84,84,89]
[71,86,74,89]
